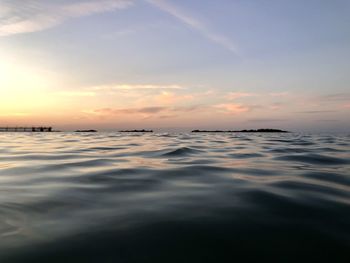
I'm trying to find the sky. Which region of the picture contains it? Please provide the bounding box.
[0,0,349,132]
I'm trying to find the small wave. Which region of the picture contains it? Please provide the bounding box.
[302,172,350,187]
[80,146,128,152]
[270,180,349,198]
[275,154,349,165]
[161,147,203,157]
[268,147,309,154]
[0,132,349,262]
[228,153,264,159]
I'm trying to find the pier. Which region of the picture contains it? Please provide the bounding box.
[0,127,52,132]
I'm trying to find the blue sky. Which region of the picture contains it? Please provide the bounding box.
[0,0,349,132]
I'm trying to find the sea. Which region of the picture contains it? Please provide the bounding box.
[0,132,349,262]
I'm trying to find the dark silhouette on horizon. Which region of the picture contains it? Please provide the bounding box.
[0,127,289,133]
[0,127,52,132]
[75,130,98,132]
[192,129,289,133]
[119,129,153,133]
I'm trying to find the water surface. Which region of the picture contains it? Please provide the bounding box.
[0,132,349,262]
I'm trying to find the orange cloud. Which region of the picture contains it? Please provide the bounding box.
[85,106,166,116]
[82,105,204,121]
[155,91,193,104]
[0,112,30,117]
[90,84,185,91]
[214,103,250,114]
[226,92,256,100]
[55,91,96,97]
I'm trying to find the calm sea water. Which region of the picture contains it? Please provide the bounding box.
[0,132,349,262]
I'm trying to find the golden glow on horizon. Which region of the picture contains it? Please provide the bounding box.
[0,57,57,112]
[0,51,347,130]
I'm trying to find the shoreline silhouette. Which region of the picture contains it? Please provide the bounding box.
[192,129,289,133]
[0,127,290,133]
[0,127,53,132]
[75,130,98,132]
[119,129,153,132]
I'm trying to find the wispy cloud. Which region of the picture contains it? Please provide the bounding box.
[269,92,290,97]
[269,102,283,110]
[146,0,239,55]
[248,118,287,122]
[55,91,96,97]
[297,110,337,114]
[214,103,250,114]
[318,93,350,102]
[92,106,166,115]
[83,104,204,119]
[154,91,193,104]
[316,119,339,122]
[0,112,30,117]
[0,0,133,36]
[82,106,166,119]
[226,92,257,100]
[89,83,185,91]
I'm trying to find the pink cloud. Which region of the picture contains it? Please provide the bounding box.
[269,102,283,110]
[269,92,289,97]
[91,106,166,115]
[214,103,250,114]
[82,105,204,120]
[226,92,256,100]
[154,91,193,104]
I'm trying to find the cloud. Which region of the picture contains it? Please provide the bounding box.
[158,114,177,119]
[172,105,203,112]
[214,103,250,114]
[269,92,289,97]
[297,110,337,114]
[90,84,185,91]
[226,92,257,100]
[316,119,339,122]
[248,118,287,122]
[89,106,166,115]
[146,0,239,55]
[55,91,96,97]
[0,0,133,36]
[0,112,30,117]
[138,106,166,114]
[318,93,350,102]
[83,104,204,119]
[269,102,283,110]
[154,91,193,104]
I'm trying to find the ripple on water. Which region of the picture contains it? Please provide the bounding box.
[275,153,350,165]
[161,147,204,157]
[0,132,349,262]
[228,153,265,159]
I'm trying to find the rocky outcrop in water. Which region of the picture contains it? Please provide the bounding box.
[119,130,153,132]
[192,129,289,133]
[75,130,98,132]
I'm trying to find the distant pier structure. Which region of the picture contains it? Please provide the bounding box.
[0,127,52,132]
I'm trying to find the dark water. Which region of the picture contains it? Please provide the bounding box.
[0,132,349,262]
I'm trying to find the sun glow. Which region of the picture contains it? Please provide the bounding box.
[0,56,58,112]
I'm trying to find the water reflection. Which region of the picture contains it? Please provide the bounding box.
[0,132,349,262]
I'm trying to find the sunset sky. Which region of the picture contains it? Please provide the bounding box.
[0,0,349,132]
